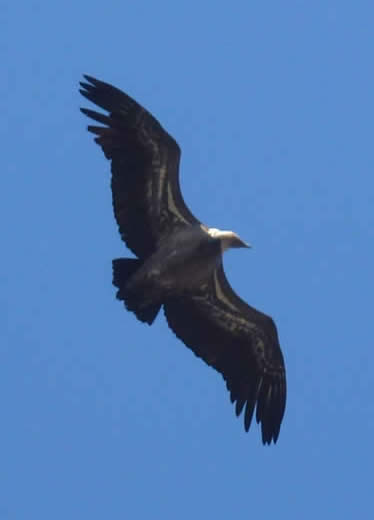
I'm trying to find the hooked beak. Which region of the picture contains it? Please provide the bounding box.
[234,237,252,249]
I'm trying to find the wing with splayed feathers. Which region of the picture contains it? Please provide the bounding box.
[80,75,200,259]
[163,263,286,444]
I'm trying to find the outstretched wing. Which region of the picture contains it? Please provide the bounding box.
[80,75,200,259]
[163,263,286,444]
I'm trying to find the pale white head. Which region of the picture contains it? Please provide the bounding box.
[206,227,251,253]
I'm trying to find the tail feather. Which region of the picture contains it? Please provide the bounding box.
[112,258,161,325]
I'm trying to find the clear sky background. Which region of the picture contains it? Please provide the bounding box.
[1,1,373,518]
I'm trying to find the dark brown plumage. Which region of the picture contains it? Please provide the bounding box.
[80,75,286,444]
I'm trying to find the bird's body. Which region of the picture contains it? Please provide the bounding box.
[127,225,222,299]
[80,75,287,444]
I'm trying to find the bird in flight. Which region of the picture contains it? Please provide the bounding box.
[80,75,286,444]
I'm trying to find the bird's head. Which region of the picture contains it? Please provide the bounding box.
[207,228,251,252]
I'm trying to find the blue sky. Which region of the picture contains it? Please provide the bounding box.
[1,1,373,518]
